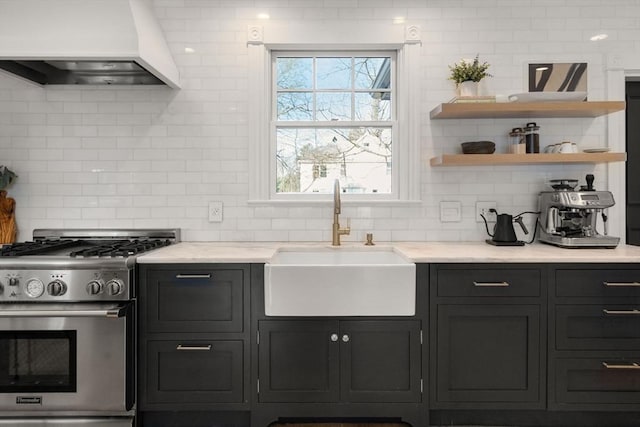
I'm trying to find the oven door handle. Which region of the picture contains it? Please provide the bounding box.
[0,306,129,318]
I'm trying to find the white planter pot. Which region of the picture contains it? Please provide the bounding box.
[458,81,478,97]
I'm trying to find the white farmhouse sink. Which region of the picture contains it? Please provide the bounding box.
[264,247,416,316]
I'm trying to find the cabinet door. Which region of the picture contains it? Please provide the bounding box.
[258,320,340,403]
[435,304,542,408]
[144,340,244,405]
[340,320,422,403]
[145,266,245,333]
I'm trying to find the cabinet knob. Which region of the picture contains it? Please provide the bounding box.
[342,334,350,343]
[330,333,338,342]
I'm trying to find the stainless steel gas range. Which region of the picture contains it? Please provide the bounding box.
[0,229,180,427]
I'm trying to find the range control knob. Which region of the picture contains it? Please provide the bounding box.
[86,280,104,295]
[106,279,125,296]
[47,279,67,297]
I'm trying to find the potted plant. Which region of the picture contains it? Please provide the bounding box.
[0,166,17,244]
[448,54,492,97]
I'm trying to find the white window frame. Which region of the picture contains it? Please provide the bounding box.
[272,50,396,200]
[248,23,421,205]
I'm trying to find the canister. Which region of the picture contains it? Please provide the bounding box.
[523,122,540,153]
[508,127,526,154]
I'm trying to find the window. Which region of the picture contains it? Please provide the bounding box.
[248,23,421,204]
[274,52,394,196]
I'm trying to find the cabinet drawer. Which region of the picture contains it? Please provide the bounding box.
[144,340,244,405]
[145,267,245,333]
[555,305,640,350]
[553,357,640,409]
[556,268,640,298]
[436,267,541,297]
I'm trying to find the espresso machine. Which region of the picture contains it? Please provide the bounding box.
[538,175,620,248]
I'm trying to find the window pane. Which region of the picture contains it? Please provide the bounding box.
[355,92,391,121]
[316,92,351,121]
[277,92,313,120]
[276,127,392,194]
[316,57,352,89]
[355,57,390,89]
[277,57,312,89]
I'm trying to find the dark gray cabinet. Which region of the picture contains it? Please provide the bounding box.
[145,339,244,404]
[549,264,640,411]
[138,264,251,413]
[430,264,546,410]
[257,319,422,404]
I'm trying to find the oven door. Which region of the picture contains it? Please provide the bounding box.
[0,303,134,416]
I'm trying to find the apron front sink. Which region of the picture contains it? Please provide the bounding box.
[264,247,416,316]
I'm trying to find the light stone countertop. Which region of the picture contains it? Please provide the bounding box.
[137,241,640,264]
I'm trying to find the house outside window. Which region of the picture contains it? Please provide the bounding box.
[274,52,394,196]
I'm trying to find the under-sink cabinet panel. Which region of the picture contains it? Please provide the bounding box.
[257,320,422,404]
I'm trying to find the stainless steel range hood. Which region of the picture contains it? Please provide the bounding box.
[0,0,180,88]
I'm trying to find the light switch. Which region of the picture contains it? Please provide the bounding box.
[440,201,462,222]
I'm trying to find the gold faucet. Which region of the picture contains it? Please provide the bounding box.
[332,179,350,246]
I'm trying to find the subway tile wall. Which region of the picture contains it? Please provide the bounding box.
[0,0,634,242]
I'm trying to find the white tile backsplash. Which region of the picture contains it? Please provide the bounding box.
[0,0,633,242]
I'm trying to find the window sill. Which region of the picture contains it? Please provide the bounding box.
[248,199,422,207]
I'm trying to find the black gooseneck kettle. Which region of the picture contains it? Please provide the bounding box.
[482,209,529,246]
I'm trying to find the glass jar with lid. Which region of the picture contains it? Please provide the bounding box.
[508,127,526,154]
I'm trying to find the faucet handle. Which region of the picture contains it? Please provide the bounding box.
[340,218,351,236]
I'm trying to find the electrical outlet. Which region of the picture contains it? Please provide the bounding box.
[208,201,223,222]
[476,201,497,223]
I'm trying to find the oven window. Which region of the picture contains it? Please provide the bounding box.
[0,331,77,393]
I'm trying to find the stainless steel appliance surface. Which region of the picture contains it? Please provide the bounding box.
[538,178,619,248]
[0,229,180,426]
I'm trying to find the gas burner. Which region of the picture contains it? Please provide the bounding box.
[0,239,78,256]
[69,239,173,258]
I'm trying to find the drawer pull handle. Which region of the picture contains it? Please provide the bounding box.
[176,344,212,351]
[603,281,640,287]
[602,362,640,370]
[602,309,640,315]
[176,274,212,279]
[473,281,510,287]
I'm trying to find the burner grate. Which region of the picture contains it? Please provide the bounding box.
[0,240,79,257]
[69,239,173,258]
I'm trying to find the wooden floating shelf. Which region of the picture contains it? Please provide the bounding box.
[429,101,625,119]
[430,152,627,167]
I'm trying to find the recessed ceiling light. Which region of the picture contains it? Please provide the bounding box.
[257,13,270,20]
[184,47,195,53]
[590,33,608,41]
[393,16,405,24]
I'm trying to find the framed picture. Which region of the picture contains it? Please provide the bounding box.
[528,62,587,93]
